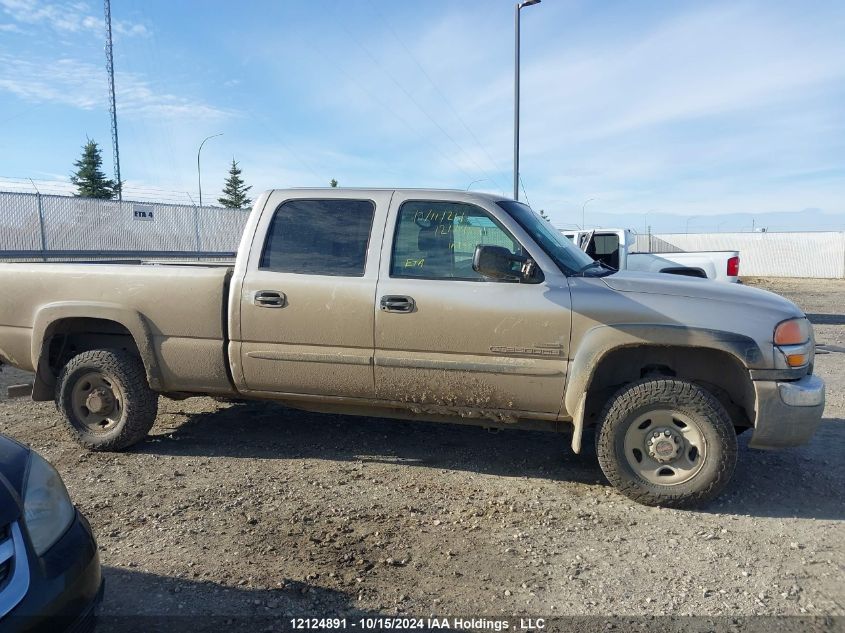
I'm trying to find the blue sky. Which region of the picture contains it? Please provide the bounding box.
[1,0,844,232]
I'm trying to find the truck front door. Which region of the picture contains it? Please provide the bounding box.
[373,194,571,415]
[236,192,391,398]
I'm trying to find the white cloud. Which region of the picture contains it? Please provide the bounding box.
[114,21,148,37]
[2,1,842,226]
[380,3,845,220]
[523,6,845,147]
[414,5,845,161]
[0,54,235,121]
[0,0,148,36]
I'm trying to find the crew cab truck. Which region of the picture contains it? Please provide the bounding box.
[563,228,741,282]
[0,189,825,508]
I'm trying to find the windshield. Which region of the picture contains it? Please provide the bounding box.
[497,201,600,275]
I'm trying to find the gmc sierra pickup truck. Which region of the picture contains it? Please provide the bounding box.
[0,189,825,508]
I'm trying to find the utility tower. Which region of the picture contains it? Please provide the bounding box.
[104,0,122,200]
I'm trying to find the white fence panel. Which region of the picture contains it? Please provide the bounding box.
[0,191,249,255]
[197,206,251,252]
[642,232,845,278]
[0,192,42,251]
[41,197,198,252]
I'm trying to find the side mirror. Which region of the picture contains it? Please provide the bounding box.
[472,245,539,282]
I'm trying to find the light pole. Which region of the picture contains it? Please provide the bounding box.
[685,215,699,233]
[514,0,541,200]
[466,178,489,191]
[197,133,223,208]
[643,208,658,237]
[581,198,595,229]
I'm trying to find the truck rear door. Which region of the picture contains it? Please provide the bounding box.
[234,190,391,398]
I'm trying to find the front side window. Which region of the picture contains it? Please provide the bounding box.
[390,201,524,280]
[259,199,375,276]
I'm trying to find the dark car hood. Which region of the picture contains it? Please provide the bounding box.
[0,434,31,524]
[601,271,803,316]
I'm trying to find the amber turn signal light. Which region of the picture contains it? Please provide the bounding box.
[786,353,808,367]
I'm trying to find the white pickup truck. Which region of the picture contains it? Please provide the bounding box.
[563,229,740,283]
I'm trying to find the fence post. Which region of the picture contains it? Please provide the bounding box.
[194,204,202,261]
[839,231,845,279]
[35,193,47,261]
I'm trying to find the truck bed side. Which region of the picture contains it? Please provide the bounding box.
[627,251,740,282]
[0,262,235,397]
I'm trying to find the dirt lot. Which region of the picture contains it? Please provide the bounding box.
[1,278,843,629]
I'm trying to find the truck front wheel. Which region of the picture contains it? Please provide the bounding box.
[595,378,737,509]
[57,349,158,451]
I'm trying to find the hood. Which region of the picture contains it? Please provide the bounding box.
[601,271,803,317]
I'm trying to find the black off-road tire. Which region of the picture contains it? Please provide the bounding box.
[57,349,158,451]
[595,378,737,509]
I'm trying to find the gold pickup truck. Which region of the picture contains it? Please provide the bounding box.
[0,189,825,508]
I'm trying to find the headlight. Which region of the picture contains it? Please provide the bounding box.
[23,452,75,556]
[774,317,811,345]
[773,317,813,368]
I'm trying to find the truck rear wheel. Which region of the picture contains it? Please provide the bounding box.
[595,378,737,509]
[57,349,158,451]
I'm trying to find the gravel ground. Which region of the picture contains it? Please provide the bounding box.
[0,277,843,630]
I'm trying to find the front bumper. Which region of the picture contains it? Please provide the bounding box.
[749,374,825,449]
[1,510,102,633]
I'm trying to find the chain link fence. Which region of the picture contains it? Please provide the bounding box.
[0,191,249,261]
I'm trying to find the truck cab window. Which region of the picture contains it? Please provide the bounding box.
[587,233,620,270]
[259,199,375,276]
[390,201,523,280]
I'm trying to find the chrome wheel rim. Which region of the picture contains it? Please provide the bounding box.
[623,408,706,485]
[71,371,123,433]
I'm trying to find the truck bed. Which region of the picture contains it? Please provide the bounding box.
[627,251,740,282]
[0,262,234,395]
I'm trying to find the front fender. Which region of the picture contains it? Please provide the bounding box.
[31,302,162,400]
[564,323,762,452]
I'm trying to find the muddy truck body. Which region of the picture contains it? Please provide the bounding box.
[0,189,825,507]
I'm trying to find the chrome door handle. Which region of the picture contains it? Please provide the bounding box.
[380,295,415,313]
[254,290,286,308]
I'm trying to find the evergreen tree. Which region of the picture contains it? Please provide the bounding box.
[330,178,338,187]
[218,159,252,209]
[70,139,118,199]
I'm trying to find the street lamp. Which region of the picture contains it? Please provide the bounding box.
[514,0,541,200]
[466,178,489,191]
[197,133,223,208]
[643,208,657,235]
[685,215,699,233]
[581,198,596,229]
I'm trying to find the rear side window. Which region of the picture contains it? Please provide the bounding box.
[259,199,375,276]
